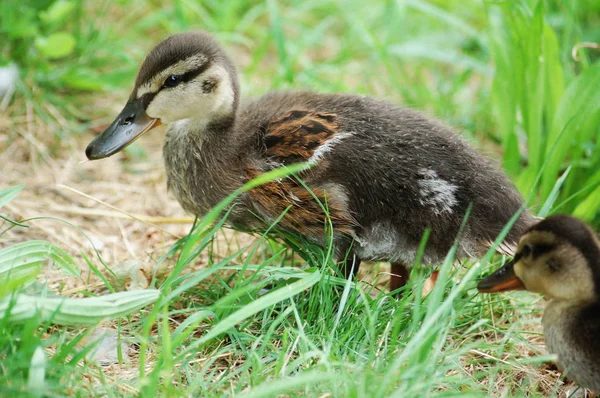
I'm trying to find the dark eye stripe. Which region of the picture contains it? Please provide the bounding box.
[139,92,157,109]
[154,61,211,94]
[179,60,212,85]
[531,243,555,259]
[512,251,523,263]
[514,243,555,261]
[163,75,182,88]
[137,60,213,109]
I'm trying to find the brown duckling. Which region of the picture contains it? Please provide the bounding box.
[478,215,600,392]
[85,31,534,291]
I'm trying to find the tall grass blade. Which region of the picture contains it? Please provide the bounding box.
[175,270,320,361]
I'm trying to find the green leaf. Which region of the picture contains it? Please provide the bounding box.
[0,241,48,280]
[542,24,564,126]
[541,62,600,199]
[35,32,76,60]
[243,371,334,398]
[0,268,40,298]
[62,67,109,91]
[0,185,24,208]
[388,42,490,74]
[27,346,46,397]
[39,0,76,26]
[49,244,79,277]
[538,166,571,218]
[3,6,38,40]
[573,180,600,222]
[0,290,160,325]
[0,241,80,280]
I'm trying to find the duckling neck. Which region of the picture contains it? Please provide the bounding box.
[544,299,585,324]
[543,298,598,351]
[544,297,598,321]
[543,299,600,390]
[163,115,245,215]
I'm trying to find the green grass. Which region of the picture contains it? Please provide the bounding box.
[2,0,600,396]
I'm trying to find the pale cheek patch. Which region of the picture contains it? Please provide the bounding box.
[514,243,597,302]
[210,65,234,115]
[417,168,459,215]
[552,245,596,302]
[146,92,182,123]
[516,262,544,294]
[146,80,208,123]
[145,66,235,124]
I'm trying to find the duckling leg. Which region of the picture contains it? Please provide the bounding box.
[340,252,361,281]
[390,262,410,294]
[337,241,361,281]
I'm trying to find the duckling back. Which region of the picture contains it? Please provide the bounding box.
[235,92,533,264]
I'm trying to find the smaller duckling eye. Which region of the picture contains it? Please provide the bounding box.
[163,75,182,88]
[521,243,532,258]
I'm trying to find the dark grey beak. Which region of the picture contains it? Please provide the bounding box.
[85,99,161,160]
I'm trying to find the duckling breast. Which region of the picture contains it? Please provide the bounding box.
[163,119,246,215]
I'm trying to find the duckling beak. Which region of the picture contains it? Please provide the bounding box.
[477,260,525,293]
[85,99,161,160]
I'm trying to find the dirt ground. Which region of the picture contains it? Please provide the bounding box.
[2,96,191,290]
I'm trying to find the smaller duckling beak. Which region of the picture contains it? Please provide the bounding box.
[477,260,526,293]
[85,99,161,160]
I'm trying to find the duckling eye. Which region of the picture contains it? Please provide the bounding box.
[163,75,182,88]
[521,243,532,258]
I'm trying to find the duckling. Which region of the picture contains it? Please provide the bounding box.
[478,215,600,392]
[85,31,534,292]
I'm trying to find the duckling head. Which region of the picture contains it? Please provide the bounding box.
[86,31,239,160]
[478,215,600,303]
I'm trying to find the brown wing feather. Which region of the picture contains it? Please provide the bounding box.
[263,110,339,164]
[245,170,355,237]
[246,110,354,237]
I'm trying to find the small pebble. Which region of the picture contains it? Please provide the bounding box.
[82,328,129,366]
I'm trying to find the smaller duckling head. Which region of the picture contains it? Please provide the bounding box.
[86,31,239,160]
[478,215,600,303]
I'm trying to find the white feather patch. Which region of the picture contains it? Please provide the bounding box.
[417,168,458,215]
[308,132,353,164]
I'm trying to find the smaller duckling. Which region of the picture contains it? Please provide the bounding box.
[478,215,600,392]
